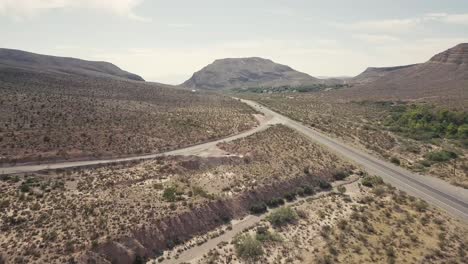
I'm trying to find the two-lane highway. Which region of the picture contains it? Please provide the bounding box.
[240,99,468,221]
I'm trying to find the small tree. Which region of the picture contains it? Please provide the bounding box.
[233,234,264,261]
[267,207,298,227]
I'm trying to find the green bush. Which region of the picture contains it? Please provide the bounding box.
[233,234,264,260]
[425,150,458,163]
[267,207,298,227]
[162,186,178,202]
[384,105,468,142]
[266,197,285,208]
[255,226,283,242]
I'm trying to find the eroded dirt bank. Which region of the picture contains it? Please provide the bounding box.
[79,172,333,264]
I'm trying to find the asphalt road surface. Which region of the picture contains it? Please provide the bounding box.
[240,99,468,221]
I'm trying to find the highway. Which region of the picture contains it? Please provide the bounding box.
[1,98,467,221]
[240,99,468,221]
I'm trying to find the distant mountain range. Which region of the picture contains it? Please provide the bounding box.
[181,43,467,105]
[0,48,144,81]
[1,43,466,105]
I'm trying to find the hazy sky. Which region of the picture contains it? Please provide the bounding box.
[1,0,468,84]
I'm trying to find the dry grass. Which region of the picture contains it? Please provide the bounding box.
[197,178,468,264]
[0,70,257,164]
[0,125,353,263]
[239,93,467,188]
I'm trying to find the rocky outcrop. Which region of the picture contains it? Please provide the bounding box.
[429,43,468,65]
[80,172,333,264]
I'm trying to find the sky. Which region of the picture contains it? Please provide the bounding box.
[1,0,468,84]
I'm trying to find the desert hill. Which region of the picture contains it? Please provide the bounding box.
[182,57,323,90]
[0,48,144,81]
[338,43,468,106]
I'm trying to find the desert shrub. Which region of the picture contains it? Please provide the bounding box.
[303,185,315,195]
[255,226,282,242]
[19,182,30,193]
[267,207,298,227]
[295,187,305,196]
[266,197,285,208]
[284,191,297,202]
[133,256,144,264]
[333,170,349,181]
[233,234,264,260]
[390,157,401,165]
[337,186,346,194]
[250,202,267,214]
[318,179,332,189]
[192,186,211,198]
[414,199,429,212]
[372,186,386,197]
[361,175,384,187]
[162,186,178,202]
[425,150,458,163]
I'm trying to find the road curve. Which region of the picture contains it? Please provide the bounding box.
[1,98,467,221]
[0,111,281,175]
[240,99,468,221]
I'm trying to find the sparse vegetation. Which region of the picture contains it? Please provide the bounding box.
[237,94,467,188]
[0,71,257,164]
[266,207,298,227]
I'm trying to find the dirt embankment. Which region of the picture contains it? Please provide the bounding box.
[79,172,333,264]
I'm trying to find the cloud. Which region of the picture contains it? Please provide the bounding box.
[0,0,148,21]
[339,13,468,33]
[425,13,468,25]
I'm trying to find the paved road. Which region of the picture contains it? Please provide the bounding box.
[2,99,467,221]
[240,99,468,221]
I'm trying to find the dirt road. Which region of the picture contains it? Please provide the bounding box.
[2,99,467,221]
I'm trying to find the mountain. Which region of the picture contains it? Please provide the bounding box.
[182,57,322,90]
[0,48,144,81]
[339,43,468,105]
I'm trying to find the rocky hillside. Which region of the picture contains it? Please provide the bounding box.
[182,57,322,90]
[338,43,468,106]
[0,48,144,81]
[351,64,418,84]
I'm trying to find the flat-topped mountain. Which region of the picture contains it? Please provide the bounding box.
[0,48,144,81]
[351,64,418,84]
[182,57,322,90]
